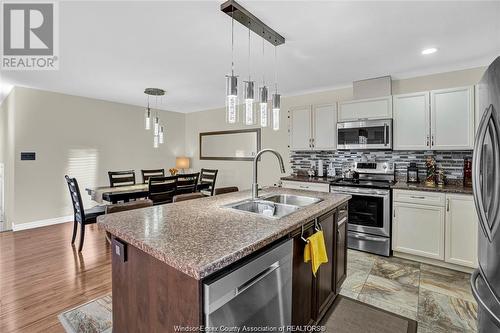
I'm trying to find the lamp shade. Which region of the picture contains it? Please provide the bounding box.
[175,157,190,169]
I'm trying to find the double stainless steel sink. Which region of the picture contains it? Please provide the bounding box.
[225,194,323,219]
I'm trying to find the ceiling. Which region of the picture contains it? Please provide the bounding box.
[2,1,500,113]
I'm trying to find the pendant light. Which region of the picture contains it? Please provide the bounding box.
[272,46,281,131]
[244,27,255,125]
[145,96,151,130]
[225,10,239,124]
[259,38,268,127]
[159,125,165,144]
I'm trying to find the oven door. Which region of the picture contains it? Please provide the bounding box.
[331,186,390,237]
[337,119,392,150]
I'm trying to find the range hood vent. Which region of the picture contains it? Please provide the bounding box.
[353,76,392,99]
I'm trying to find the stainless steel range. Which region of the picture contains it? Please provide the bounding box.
[330,162,395,256]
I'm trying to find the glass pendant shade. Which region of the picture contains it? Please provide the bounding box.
[259,86,268,127]
[153,135,159,148]
[154,116,160,136]
[272,93,281,131]
[145,108,151,130]
[159,126,164,144]
[244,81,255,125]
[226,75,239,124]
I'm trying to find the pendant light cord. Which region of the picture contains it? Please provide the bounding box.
[231,10,234,75]
[262,38,265,85]
[248,26,251,81]
[274,46,278,93]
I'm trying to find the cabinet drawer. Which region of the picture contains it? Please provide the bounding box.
[393,189,445,207]
[281,181,330,193]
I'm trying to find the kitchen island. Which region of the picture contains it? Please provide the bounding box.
[98,187,350,332]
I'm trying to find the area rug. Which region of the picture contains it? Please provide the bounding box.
[58,295,112,333]
[322,295,418,333]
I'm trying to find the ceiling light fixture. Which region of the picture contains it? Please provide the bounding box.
[422,47,437,55]
[144,88,166,148]
[225,10,239,124]
[221,0,285,129]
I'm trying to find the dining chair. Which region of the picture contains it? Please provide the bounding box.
[173,193,205,203]
[214,186,239,195]
[199,168,218,196]
[65,175,106,252]
[108,170,136,187]
[141,169,165,184]
[148,176,178,205]
[176,172,200,195]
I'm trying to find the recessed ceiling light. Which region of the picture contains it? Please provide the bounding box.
[422,48,438,55]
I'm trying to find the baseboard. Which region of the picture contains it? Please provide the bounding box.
[12,215,73,231]
[393,251,475,274]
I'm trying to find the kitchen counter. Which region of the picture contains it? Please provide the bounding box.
[98,186,350,280]
[392,181,473,195]
[281,175,337,184]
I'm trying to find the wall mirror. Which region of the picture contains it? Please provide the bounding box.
[199,129,261,161]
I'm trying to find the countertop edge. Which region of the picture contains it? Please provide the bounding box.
[99,195,350,280]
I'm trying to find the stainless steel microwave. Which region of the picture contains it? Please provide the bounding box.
[337,119,392,150]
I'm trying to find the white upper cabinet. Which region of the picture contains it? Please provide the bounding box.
[289,105,312,150]
[312,104,337,150]
[393,92,430,150]
[431,86,474,150]
[289,103,337,151]
[338,96,392,122]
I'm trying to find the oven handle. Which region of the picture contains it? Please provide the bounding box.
[349,233,388,242]
[331,189,389,198]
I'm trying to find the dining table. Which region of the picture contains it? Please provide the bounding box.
[86,182,211,204]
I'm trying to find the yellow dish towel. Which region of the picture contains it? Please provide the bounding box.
[303,230,328,277]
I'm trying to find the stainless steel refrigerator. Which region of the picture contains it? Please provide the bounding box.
[472,55,500,332]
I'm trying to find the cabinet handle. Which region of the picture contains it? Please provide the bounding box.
[431,135,435,146]
[410,195,426,199]
[426,135,430,147]
[299,185,309,189]
[393,209,396,218]
[447,198,450,212]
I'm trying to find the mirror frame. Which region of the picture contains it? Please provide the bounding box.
[199,128,261,161]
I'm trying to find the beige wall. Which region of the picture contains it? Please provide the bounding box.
[7,87,185,227]
[0,90,16,230]
[185,67,486,191]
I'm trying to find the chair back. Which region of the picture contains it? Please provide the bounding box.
[141,169,165,184]
[105,199,153,214]
[176,172,200,194]
[214,186,239,195]
[65,175,86,223]
[173,193,205,203]
[148,176,178,205]
[108,170,136,187]
[199,169,218,196]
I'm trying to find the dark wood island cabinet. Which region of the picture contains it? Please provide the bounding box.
[291,203,348,326]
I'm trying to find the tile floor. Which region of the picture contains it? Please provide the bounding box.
[340,249,478,332]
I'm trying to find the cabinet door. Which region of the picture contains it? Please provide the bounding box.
[289,106,312,150]
[392,202,445,260]
[316,211,336,320]
[445,194,479,268]
[431,86,474,150]
[312,103,337,150]
[291,223,316,326]
[393,92,430,150]
[335,206,348,292]
[338,96,392,122]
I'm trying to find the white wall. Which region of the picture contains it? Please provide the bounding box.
[7,87,185,228]
[185,67,486,191]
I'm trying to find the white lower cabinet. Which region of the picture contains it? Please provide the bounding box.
[445,194,479,268]
[281,180,330,193]
[393,201,445,260]
[392,190,478,269]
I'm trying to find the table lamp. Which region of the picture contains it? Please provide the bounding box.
[175,157,190,174]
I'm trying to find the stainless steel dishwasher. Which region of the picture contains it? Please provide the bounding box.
[203,239,293,328]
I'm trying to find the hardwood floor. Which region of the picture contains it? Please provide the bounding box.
[0,222,111,332]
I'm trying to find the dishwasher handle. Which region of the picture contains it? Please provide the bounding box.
[236,262,280,295]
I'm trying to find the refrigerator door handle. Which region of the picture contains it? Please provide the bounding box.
[473,104,499,242]
[471,268,500,327]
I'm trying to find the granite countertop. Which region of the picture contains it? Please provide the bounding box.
[281,175,337,184]
[97,187,350,280]
[392,181,473,195]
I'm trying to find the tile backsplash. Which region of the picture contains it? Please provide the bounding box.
[290,150,473,180]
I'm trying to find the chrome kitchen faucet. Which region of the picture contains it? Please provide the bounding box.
[252,149,286,200]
